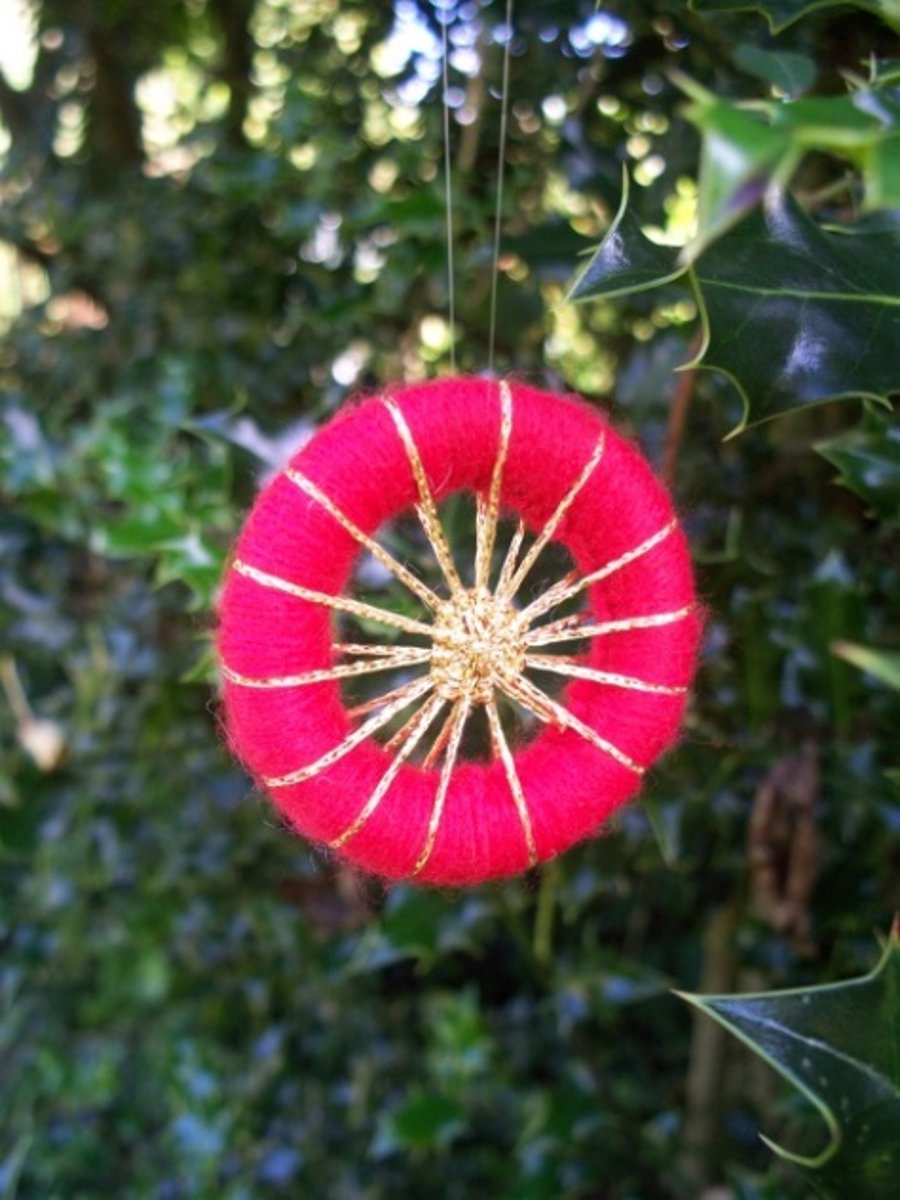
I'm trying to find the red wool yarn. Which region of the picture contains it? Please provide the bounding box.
[218,377,700,886]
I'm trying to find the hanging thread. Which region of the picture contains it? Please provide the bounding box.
[487,0,514,375]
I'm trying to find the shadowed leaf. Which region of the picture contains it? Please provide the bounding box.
[689,0,900,34]
[817,410,900,522]
[677,928,900,1198]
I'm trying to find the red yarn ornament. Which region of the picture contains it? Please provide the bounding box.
[218,377,700,885]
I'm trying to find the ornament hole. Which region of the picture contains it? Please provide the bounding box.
[336,489,585,763]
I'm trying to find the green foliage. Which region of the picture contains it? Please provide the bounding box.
[817,410,900,522]
[689,0,900,34]
[572,189,900,427]
[0,1,898,1198]
[678,928,900,1198]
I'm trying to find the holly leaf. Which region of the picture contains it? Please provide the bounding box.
[676,926,900,1199]
[688,0,900,34]
[688,195,900,426]
[680,82,900,255]
[734,43,818,95]
[817,410,900,522]
[567,174,682,302]
[569,188,900,428]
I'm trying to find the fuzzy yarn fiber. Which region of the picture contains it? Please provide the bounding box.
[218,377,700,886]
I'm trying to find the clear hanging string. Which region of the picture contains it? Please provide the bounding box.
[440,5,457,374]
[487,0,514,375]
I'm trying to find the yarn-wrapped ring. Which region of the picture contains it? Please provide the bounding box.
[218,377,700,886]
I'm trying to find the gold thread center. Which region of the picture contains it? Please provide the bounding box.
[430,587,525,704]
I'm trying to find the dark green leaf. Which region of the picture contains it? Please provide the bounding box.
[677,928,900,1198]
[380,1091,465,1152]
[689,0,900,34]
[570,187,900,426]
[816,410,900,522]
[567,174,682,301]
[734,44,817,95]
[682,85,900,253]
[689,193,900,427]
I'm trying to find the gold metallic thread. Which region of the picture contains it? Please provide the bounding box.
[285,467,441,611]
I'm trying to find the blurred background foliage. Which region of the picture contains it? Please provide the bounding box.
[0,0,898,1196]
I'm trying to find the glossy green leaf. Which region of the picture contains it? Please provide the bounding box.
[677,928,900,1198]
[734,43,817,95]
[816,410,900,522]
[831,642,900,690]
[570,188,900,426]
[690,100,794,251]
[682,84,900,254]
[689,0,900,34]
[689,194,900,427]
[567,174,681,302]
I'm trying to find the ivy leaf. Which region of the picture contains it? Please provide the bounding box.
[816,410,900,522]
[676,927,900,1199]
[689,0,900,34]
[688,195,900,426]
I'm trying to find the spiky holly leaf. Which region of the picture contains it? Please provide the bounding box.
[686,194,900,427]
[679,82,900,255]
[677,927,900,1199]
[688,0,900,34]
[568,189,900,429]
[817,410,900,523]
[567,175,682,303]
[733,43,818,95]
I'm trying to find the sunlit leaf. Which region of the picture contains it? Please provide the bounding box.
[831,642,900,690]
[681,83,900,253]
[677,927,900,1199]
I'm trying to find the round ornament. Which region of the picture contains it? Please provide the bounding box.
[218,376,700,886]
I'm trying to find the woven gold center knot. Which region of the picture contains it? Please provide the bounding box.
[430,588,526,704]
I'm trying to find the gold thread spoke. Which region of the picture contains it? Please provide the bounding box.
[422,701,461,769]
[485,697,538,867]
[496,517,526,596]
[336,642,431,662]
[474,380,513,591]
[412,695,472,876]
[500,674,644,776]
[286,467,442,611]
[500,432,606,602]
[329,693,446,850]
[233,558,435,638]
[383,398,465,596]
[263,675,433,788]
[222,650,431,690]
[520,520,678,624]
[524,655,686,696]
[384,701,431,752]
[525,605,694,647]
[347,677,432,718]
